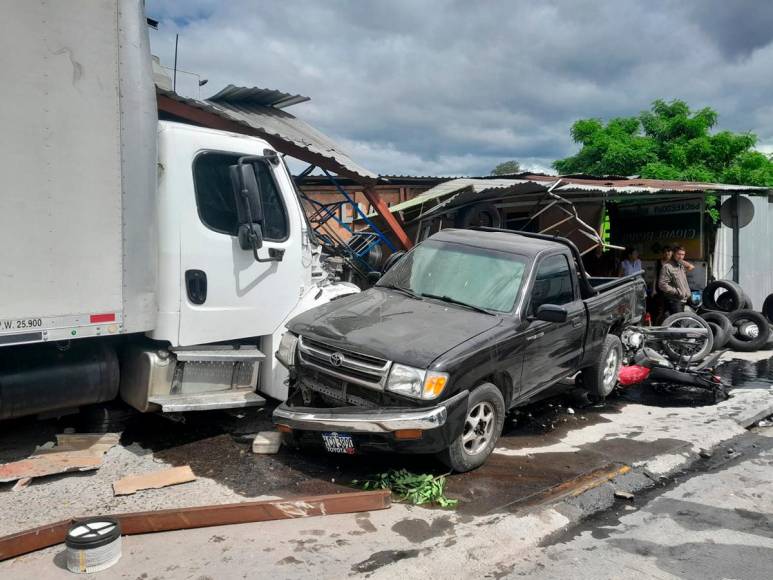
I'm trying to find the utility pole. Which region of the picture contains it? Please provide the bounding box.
[173,33,179,93]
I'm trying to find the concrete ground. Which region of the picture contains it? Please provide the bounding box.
[505,424,773,580]
[0,351,771,578]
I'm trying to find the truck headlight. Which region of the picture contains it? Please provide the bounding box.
[276,332,299,368]
[386,364,449,400]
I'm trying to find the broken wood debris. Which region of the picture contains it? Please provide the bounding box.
[113,466,196,496]
[0,433,119,484]
[0,489,391,562]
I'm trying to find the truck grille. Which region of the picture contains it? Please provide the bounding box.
[297,336,391,390]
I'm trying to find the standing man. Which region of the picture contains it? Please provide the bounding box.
[658,245,694,315]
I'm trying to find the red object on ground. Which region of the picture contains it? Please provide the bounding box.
[618,365,651,386]
[643,312,652,326]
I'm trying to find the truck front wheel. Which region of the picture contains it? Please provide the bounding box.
[437,383,505,473]
[581,334,622,400]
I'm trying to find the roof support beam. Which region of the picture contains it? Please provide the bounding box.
[363,185,412,249]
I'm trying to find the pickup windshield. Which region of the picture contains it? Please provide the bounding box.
[378,240,527,313]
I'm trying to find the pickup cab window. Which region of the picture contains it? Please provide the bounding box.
[530,254,574,314]
[193,151,288,240]
[378,240,527,312]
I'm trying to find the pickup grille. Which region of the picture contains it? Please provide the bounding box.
[297,336,391,390]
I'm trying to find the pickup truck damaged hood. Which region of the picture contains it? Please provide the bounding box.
[287,287,502,368]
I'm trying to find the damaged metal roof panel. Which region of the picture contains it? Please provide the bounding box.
[157,87,377,181]
[387,178,535,214]
[208,84,310,109]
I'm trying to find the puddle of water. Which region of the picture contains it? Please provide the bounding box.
[717,356,773,390]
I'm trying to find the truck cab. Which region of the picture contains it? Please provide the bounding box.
[120,122,355,413]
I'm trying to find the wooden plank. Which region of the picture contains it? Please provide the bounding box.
[0,490,391,562]
[0,433,119,483]
[0,451,103,483]
[113,466,196,496]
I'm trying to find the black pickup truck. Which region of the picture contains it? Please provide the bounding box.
[274,228,645,471]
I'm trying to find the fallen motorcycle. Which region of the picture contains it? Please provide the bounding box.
[619,324,729,403]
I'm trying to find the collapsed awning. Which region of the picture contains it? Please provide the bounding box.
[383,175,772,224]
[156,85,377,182]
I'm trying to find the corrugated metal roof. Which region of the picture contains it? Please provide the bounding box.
[381,174,771,218]
[157,87,376,180]
[208,84,310,109]
[385,178,539,214]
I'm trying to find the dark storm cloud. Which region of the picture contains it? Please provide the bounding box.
[147,0,773,176]
[685,0,773,59]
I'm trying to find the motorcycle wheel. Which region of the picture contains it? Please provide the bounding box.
[661,312,714,363]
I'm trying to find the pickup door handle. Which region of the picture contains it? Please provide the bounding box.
[571,318,584,328]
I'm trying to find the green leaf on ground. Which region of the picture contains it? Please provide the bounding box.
[353,468,458,508]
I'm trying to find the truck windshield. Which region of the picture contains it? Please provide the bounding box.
[378,240,527,313]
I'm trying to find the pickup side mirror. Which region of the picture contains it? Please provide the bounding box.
[535,304,568,323]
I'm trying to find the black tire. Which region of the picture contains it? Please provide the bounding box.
[581,334,622,399]
[725,309,770,352]
[437,383,505,473]
[661,312,714,362]
[700,311,733,335]
[455,203,503,229]
[706,321,729,350]
[703,280,744,312]
[762,293,773,324]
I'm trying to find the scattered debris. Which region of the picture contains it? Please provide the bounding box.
[699,449,713,459]
[0,433,119,484]
[0,490,391,562]
[614,490,634,501]
[567,407,575,415]
[354,469,458,508]
[252,431,282,454]
[112,466,196,496]
[11,478,31,492]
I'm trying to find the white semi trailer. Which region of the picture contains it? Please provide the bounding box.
[0,1,357,420]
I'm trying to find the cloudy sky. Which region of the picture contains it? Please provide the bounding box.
[148,0,773,177]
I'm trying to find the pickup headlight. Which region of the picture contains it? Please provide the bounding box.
[276,332,299,368]
[386,364,449,400]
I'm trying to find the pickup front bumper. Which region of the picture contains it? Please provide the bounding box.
[273,390,469,454]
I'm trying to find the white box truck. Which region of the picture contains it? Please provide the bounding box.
[0,1,358,419]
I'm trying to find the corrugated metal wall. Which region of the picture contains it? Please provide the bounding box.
[713,195,773,307]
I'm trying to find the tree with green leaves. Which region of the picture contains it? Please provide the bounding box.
[553,99,773,187]
[491,160,521,175]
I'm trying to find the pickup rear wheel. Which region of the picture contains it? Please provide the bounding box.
[437,383,505,473]
[581,334,622,400]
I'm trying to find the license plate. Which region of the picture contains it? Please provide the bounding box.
[321,432,355,455]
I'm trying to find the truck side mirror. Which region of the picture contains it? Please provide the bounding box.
[535,304,568,323]
[230,163,264,251]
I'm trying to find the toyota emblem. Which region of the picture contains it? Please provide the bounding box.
[329,352,344,367]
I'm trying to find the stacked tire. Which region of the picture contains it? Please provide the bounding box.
[700,280,772,352]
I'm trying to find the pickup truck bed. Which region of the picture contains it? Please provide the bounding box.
[274,228,646,471]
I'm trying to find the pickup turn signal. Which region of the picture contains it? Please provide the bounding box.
[422,373,448,399]
[394,429,423,440]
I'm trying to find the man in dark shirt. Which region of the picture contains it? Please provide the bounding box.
[657,246,693,315]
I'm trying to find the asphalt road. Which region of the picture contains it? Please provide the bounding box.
[504,424,773,580]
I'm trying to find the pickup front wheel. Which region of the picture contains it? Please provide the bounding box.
[438,383,505,473]
[581,334,622,400]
